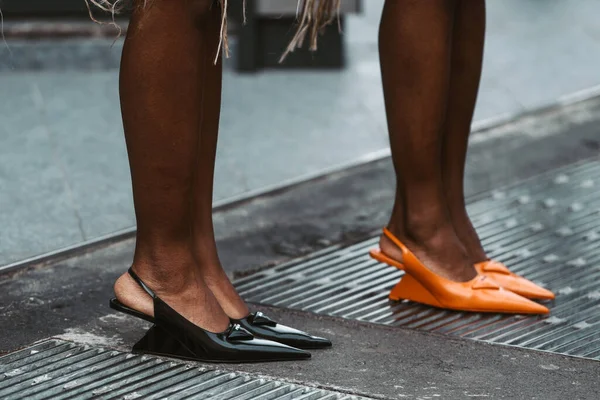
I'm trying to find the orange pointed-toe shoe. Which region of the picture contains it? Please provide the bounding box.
[369,228,549,314]
[474,260,555,300]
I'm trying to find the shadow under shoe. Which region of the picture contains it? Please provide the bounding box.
[111,268,310,363]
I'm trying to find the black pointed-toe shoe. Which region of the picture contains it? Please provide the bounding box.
[232,312,332,350]
[109,268,310,363]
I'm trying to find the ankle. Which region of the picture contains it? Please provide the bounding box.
[130,258,197,297]
[445,199,469,222]
[192,243,250,319]
[444,206,488,262]
[192,240,221,271]
[392,207,453,244]
[134,237,193,265]
[134,239,196,275]
[380,219,476,282]
[382,220,454,259]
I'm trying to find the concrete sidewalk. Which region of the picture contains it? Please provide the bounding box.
[3,0,600,267]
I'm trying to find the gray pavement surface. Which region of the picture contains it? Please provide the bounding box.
[1,97,599,398]
[3,0,600,265]
[1,339,360,400]
[52,306,600,400]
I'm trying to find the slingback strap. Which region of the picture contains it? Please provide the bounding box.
[128,267,157,299]
[382,227,409,255]
[383,228,502,290]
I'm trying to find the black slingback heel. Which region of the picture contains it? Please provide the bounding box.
[111,297,332,350]
[110,268,310,362]
[110,276,332,350]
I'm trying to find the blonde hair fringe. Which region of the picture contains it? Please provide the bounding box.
[85,0,341,64]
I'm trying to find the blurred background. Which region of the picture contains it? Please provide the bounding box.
[2,0,600,268]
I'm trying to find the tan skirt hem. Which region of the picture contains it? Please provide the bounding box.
[85,0,342,64]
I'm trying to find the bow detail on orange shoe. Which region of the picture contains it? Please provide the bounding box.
[475,260,555,300]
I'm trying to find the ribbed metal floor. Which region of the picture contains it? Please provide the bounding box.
[236,158,600,360]
[0,340,358,400]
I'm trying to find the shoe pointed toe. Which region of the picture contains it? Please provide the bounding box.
[475,260,556,300]
[307,336,332,348]
[494,289,550,314]
[411,275,549,315]
[233,312,332,349]
[289,334,332,349]
[243,337,311,360]
[505,276,555,300]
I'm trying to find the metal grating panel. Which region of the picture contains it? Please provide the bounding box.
[236,158,600,360]
[0,340,361,400]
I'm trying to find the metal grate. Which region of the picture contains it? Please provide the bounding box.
[0,340,360,400]
[236,158,600,360]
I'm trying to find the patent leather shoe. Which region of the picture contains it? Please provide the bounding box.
[110,268,311,362]
[232,312,332,349]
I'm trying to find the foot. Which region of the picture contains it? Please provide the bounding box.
[448,208,488,263]
[114,263,231,333]
[379,222,477,282]
[192,242,250,320]
[201,264,250,320]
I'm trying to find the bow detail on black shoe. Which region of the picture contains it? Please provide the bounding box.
[248,312,277,327]
[233,312,332,350]
[226,324,254,341]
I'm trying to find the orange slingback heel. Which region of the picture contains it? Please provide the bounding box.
[369,228,549,314]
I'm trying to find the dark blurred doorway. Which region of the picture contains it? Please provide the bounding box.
[1,0,88,15]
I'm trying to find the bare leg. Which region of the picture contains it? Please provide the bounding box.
[442,0,488,262]
[378,0,476,282]
[113,0,230,332]
[190,8,249,319]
